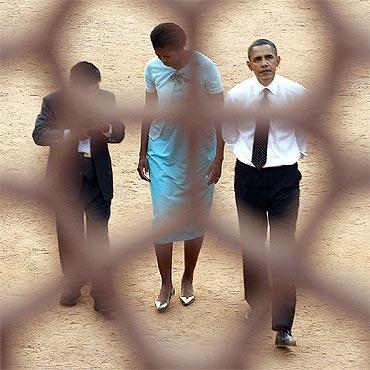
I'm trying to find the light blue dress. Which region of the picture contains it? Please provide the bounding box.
[144,51,223,243]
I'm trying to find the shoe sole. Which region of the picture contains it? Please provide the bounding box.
[275,342,297,347]
[94,307,115,313]
[59,300,78,307]
[155,289,175,311]
[59,296,80,306]
[155,304,169,312]
[179,296,195,306]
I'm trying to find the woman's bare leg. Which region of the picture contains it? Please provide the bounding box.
[182,235,204,297]
[155,242,174,303]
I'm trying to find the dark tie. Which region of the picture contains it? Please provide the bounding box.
[251,88,270,169]
[81,156,95,179]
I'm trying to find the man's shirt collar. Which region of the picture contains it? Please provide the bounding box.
[253,75,280,97]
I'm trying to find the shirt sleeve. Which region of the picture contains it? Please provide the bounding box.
[144,62,156,93]
[103,124,112,139]
[296,129,307,157]
[204,60,224,94]
[295,85,308,157]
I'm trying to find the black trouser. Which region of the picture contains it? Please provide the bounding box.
[55,175,112,297]
[234,160,301,331]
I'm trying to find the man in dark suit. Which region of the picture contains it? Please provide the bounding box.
[33,61,125,313]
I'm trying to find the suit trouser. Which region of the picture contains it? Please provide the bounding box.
[55,175,112,296]
[234,160,300,331]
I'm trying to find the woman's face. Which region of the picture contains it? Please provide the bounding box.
[154,47,184,69]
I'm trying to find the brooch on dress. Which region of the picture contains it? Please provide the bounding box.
[169,72,190,83]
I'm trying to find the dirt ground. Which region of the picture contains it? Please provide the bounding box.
[1,0,369,369]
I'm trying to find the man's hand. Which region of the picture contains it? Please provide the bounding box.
[207,158,223,185]
[137,156,150,181]
[95,123,110,133]
[85,123,110,135]
[78,132,90,140]
[64,129,89,142]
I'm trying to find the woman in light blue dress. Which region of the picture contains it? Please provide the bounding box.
[138,23,224,310]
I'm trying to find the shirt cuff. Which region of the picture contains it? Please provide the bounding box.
[63,129,71,139]
[103,124,112,139]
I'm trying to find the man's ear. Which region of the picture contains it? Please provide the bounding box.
[246,60,252,71]
[276,55,281,67]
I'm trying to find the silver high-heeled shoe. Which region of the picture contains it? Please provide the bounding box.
[155,288,175,311]
[180,294,195,306]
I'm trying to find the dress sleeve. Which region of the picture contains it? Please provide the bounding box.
[204,60,224,94]
[144,61,156,93]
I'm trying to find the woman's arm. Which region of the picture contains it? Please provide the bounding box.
[207,92,224,185]
[137,91,158,181]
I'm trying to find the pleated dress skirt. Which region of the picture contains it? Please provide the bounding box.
[147,123,216,244]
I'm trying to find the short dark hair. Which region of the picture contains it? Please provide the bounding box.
[248,39,278,60]
[70,61,101,87]
[150,22,187,50]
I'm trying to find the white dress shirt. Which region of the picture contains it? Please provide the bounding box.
[223,74,307,167]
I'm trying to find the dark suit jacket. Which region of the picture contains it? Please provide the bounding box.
[33,89,125,201]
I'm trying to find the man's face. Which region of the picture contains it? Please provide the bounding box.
[154,47,183,69]
[70,80,99,95]
[82,82,99,95]
[247,44,280,86]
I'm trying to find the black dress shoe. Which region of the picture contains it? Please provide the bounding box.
[93,294,117,313]
[59,286,81,306]
[275,330,297,347]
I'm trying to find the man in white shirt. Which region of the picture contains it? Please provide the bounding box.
[223,39,306,346]
[33,62,125,313]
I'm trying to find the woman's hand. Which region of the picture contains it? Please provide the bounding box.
[207,158,223,185]
[137,156,150,181]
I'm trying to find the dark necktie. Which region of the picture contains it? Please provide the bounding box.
[251,88,270,169]
[81,155,95,179]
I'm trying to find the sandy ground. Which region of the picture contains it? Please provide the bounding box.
[1,0,369,369]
